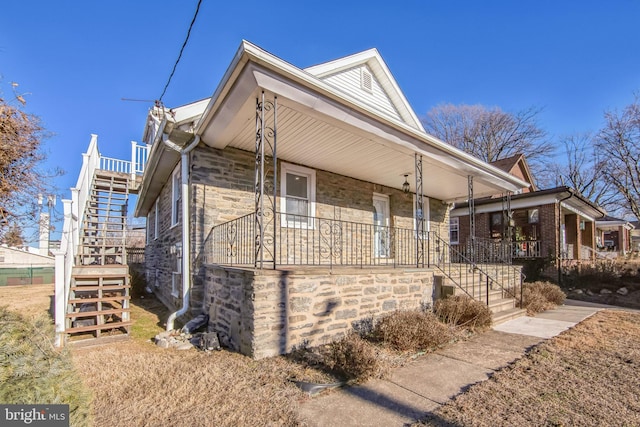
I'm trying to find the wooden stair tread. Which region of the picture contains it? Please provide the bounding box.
[65,321,132,334]
[70,285,130,292]
[66,308,131,318]
[69,296,131,304]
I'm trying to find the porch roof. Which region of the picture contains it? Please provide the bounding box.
[135,40,528,216]
[596,216,636,231]
[451,186,606,222]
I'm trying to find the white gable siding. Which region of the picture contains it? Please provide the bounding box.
[320,65,403,123]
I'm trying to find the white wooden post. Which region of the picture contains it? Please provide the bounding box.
[130,140,137,181]
[53,199,73,347]
[53,249,66,347]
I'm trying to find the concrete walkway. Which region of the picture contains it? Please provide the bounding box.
[297,301,607,427]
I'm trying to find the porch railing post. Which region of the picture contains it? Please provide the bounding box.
[468,175,475,265]
[415,153,424,268]
[254,91,277,269]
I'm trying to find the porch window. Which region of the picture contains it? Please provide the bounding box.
[171,166,180,227]
[490,212,503,238]
[528,209,539,224]
[450,217,459,244]
[280,163,316,228]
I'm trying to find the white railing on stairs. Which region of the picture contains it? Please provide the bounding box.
[53,134,149,347]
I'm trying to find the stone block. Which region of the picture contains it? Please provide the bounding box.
[335,309,358,320]
[382,300,397,311]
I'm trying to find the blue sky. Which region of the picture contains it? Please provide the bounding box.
[1,1,639,242]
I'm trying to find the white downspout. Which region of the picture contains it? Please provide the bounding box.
[164,134,200,331]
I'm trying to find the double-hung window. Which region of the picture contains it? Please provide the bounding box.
[413,194,430,236]
[154,198,159,239]
[450,217,460,244]
[280,163,315,228]
[171,166,181,227]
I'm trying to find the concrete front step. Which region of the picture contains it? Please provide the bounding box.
[492,307,527,325]
[488,297,516,314]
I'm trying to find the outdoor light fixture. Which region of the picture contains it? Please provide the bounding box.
[402,174,410,193]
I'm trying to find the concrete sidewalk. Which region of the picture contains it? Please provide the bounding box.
[297,302,605,427]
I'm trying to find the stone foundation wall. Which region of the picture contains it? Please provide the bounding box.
[205,266,435,359]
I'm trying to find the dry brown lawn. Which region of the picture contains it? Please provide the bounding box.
[0,283,53,315]
[420,310,640,426]
[71,297,331,427]
[4,285,640,426]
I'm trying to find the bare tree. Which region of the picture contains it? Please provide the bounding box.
[423,104,554,180]
[0,82,59,243]
[596,94,640,220]
[539,132,617,211]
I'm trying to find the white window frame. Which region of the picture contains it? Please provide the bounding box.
[413,194,431,236]
[146,213,151,244]
[171,165,180,227]
[450,217,460,245]
[280,162,316,229]
[154,197,159,239]
[171,273,181,298]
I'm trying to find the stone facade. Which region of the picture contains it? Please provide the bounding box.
[144,163,185,311]
[146,144,451,355]
[205,265,435,359]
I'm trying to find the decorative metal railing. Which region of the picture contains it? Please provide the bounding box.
[204,212,433,268]
[452,238,543,260]
[204,212,523,307]
[433,234,523,306]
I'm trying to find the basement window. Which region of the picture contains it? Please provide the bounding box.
[361,68,373,93]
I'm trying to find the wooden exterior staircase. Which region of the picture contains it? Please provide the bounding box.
[54,135,148,346]
[65,172,133,340]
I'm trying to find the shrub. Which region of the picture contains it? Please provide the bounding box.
[323,332,382,382]
[520,281,566,315]
[0,307,92,426]
[434,295,492,330]
[372,309,453,352]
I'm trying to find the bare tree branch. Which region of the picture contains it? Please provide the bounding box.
[596,94,640,220]
[422,104,554,182]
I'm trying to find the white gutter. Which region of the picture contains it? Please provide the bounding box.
[164,134,200,331]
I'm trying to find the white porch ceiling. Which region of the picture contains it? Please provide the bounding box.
[198,62,524,202]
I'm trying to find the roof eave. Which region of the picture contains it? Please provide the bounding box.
[194,40,527,194]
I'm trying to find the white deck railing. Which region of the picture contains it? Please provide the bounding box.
[53,134,149,346]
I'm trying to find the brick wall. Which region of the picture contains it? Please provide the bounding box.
[205,265,435,359]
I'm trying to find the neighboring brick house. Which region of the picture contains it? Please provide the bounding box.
[596,216,636,255]
[135,41,527,358]
[450,155,606,272]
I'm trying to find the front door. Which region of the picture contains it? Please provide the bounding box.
[373,194,390,258]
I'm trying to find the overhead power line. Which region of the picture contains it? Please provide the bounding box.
[158,0,203,103]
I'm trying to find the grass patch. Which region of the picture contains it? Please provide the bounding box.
[418,310,640,426]
[519,281,566,315]
[0,306,92,426]
[434,295,492,330]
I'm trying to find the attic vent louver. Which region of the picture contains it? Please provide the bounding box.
[361,68,373,92]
